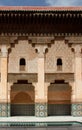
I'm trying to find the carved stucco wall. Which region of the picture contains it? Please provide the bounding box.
[8,40,38,73]
[45,40,74,73]
[0,39,74,73]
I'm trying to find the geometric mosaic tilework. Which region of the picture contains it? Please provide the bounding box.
[35,103,47,117]
[0,103,10,117]
[71,104,82,116]
[7,104,10,117]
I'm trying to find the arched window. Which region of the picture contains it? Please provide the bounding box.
[57,58,62,71]
[19,58,26,71]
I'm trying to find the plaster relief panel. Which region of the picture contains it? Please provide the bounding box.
[45,40,74,73]
[8,40,37,73]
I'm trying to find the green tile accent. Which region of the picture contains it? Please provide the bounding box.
[35,103,47,117]
[71,104,82,116]
[0,103,10,117]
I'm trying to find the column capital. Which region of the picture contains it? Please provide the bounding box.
[72,44,81,57]
[35,45,48,58]
[0,37,10,58]
[0,44,8,57]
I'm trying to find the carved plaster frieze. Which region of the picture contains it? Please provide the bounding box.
[45,73,74,82]
[28,36,54,44]
[0,36,10,45]
[8,73,37,83]
[10,37,18,43]
[0,36,18,45]
[65,36,82,44]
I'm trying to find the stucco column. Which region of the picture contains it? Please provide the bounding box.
[0,45,8,117]
[72,45,82,116]
[35,45,48,117]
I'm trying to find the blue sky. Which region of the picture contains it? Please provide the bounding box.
[0,0,82,6]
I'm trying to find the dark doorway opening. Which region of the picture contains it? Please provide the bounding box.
[11,81,35,116]
[48,81,71,116]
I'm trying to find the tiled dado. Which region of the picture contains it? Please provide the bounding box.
[0,103,10,117]
[35,103,47,117]
[71,104,82,116]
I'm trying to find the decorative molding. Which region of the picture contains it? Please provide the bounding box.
[8,73,37,82]
[28,36,54,44]
[0,33,82,37]
[65,36,82,44]
[0,36,18,45]
[45,73,74,82]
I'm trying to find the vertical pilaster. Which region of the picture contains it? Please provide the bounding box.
[72,45,82,116]
[0,45,8,117]
[35,45,48,117]
[28,37,54,117]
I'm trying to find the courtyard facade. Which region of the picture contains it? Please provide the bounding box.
[0,6,82,117]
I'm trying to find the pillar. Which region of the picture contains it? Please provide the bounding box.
[0,45,8,117]
[35,45,48,117]
[72,45,82,116]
